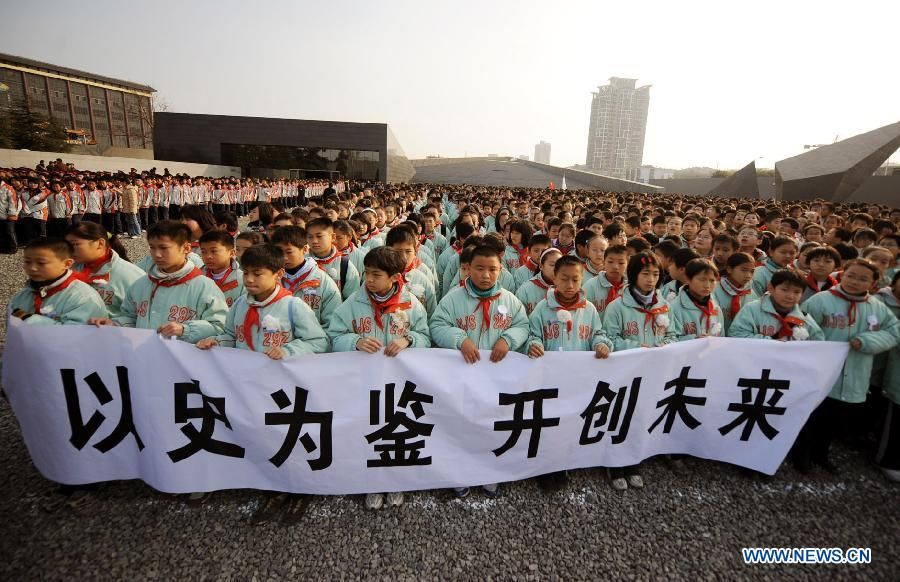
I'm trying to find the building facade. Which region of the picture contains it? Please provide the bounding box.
[533,140,551,164]
[154,113,415,183]
[0,53,155,156]
[585,77,650,179]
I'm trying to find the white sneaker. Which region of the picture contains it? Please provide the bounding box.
[365,493,384,510]
[386,491,404,507]
[627,474,644,489]
[611,477,628,491]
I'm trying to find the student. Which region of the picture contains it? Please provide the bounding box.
[430,242,530,499]
[386,225,438,316]
[711,233,738,272]
[572,229,595,263]
[583,244,628,318]
[66,221,143,319]
[526,255,613,492]
[9,237,108,325]
[798,259,900,474]
[602,252,676,490]
[553,222,576,255]
[235,231,266,263]
[328,246,430,510]
[513,234,552,289]
[93,221,228,345]
[271,225,342,329]
[17,176,50,245]
[861,245,895,289]
[669,259,725,340]
[306,217,361,300]
[516,248,561,315]
[652,239,680,287]
[437,222,476,293]
[737,226,766,265]
[198,230,245,308]
[751,236,798,297]
[503,221,533,271]
[0,176,22,254]
[729,269,824,343]
[46,180,72,238]
[874,271,900,482]
[712,252,757,334]
[660,248,700,302]
[791,241,820,275]
[801,246,841,303]
[582,233,608,285]
[334,219,368,277]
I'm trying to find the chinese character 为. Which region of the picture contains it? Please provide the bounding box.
[365,381,434,467]
[265,386,333,470]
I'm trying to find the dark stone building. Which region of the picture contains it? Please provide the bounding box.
[153,112,414,182]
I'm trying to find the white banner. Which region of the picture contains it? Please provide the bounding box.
[2,319,848,494]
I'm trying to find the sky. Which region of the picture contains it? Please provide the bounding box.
[2,0,899,170]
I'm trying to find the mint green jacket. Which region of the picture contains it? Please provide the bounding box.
[430,285,529,351]
[73,250,144,319]
[728,294,825,342]
[873,288,900,404]
[9,272,107,325]
[802,289,900,403]
[215,292,328,356]
[712,278,757,334]
[602,289,677,351]
[527,290,613,353]
[583,272,628,319]
[515,275,551,315]
[329,286,430,352]
[750,258,782,297]
[668,287,725,341]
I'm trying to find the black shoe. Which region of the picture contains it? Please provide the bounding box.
[537,471,569,493]
[250,493,288,526]
[281,494,311,525]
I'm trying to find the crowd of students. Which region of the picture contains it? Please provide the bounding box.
[4,165,900,524]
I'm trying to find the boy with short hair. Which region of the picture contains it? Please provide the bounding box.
[271,225,342,329]
[306,217,361,300]
[93,221,228,343]
[386,225,438,316]
[198,230,244,308]
[10,237,108,325]
[430,243,530,499]
[583,244,628,317]
[729,269,824,342]
[801,246,841,303]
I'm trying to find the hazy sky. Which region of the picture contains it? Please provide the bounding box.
[3,0,899,170]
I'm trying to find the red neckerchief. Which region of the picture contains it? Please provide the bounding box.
[828,287,868,325]
[689,294,718,334]
[32,271,79,313]
[523,256,539,274]
[473,293,501,330]
[281,266,320,294]
[531,274,552,291]
[243,287,292,351]
[364,228,381,242]
[314,248,341,269]
[419,234,434,244]
[148,266,204,300]
[605,277,625,308]
[722,278,751,317]
[635,298,669,333]
[339,242,357,256]
[206,264,238,293]
[78,249,114,283]
[805,273,838,293]
[367,282,411,330]
[751,248,766,266]
[402,258,422,279]
[514,244,529,266]
[452,240,463,254]
[554,290,586,333]
[555,241,574,255]
[772,310,806,340]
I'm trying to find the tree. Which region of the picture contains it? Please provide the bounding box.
[6,101,71,153]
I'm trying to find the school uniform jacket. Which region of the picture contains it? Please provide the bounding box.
[873,288,900,404]
[202,260,245,308]
[668,287,725,341]
[527,289,613,353]
[712,277,757,335]
[215,288,328,356]
[313,248,361,300]
[114,264,228,343]
[280,258,342,329]
[515,273,553,315]
[802,288,900,403]
[602,290,677,352]
[430,284,529,351]
[0,181,21,220]
[583,272,628,319]
[74,250,145,319]
[9,270,107,325]
[136,252,204,273]
[728,294,825,342]
[328,286,430,352]
[750,258,784,297]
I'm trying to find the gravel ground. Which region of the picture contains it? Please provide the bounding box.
[1,235,898,581]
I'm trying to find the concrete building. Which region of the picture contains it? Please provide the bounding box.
[533,141,551,164]
[585,77,650,179]
[0,52,155,158]
[154,112,414,182]
[625,165,674,183]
